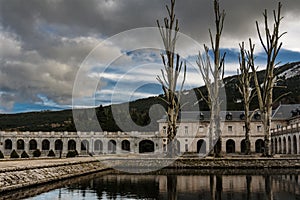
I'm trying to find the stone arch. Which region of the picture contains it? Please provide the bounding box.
[4,139,12,150]
[42,139,50,150]
[275,138,278,154]
[139,140,154,153]
[255,139,264,153]
[293,135,297,154]
[17,139,25,150]
[81,140,89,152]
[226,139,235,153]
[29,139,37,150]
[197,139,206,154]
[283,137,287,154]
[288,136,292,154]
[279,137,282,154]
[241,139,246,153]
[94,140,103,152]
[55,139,63,151]
[121,140,130,151]
[108,140,116,153]
[68,139,76,151]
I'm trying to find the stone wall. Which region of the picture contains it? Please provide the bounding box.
[2,157,300,194]
[108,157,300,171]
[0,159,110,193]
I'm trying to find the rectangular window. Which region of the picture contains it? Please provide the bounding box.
[185,144,188,152]
[185,126,188,134]
[257,125,262,132]
[228,126,233,132]
[198,126,204,132]
[277,124,282,129]
[163,126,166,134]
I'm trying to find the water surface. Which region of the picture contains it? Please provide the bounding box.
[2,169,300,200]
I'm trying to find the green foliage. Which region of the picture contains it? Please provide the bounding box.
[47,149,56,157]
[21,151,29,158]
[33,149,41,157]
[0,150,4,159]
[66,150,78,158]
[10,150,19,159]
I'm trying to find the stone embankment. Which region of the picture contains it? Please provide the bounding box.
[107,157,300,170]
[1,156,300,194]
[0,157,110,193]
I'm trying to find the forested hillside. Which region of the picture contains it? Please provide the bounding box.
[0,62,299,132]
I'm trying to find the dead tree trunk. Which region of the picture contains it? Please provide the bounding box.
[250,2,286,157]
[196,0,225,157]
[157,0,186,157]
[237,40,257,155]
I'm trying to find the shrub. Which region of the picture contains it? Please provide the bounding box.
[47,149,56,157]
[66,150,78,158]
[33,149,41,157]
[0,151,4,159]
[10,150,19,158]
[21,151,29,158]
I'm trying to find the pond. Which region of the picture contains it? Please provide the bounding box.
[2,169,300,200]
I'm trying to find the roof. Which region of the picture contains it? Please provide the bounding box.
[158,104,300,123]
[272,104,300,120]
[157,110,260,123]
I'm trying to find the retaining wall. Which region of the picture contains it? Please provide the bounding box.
[0,158,110,193]
[1,157,300,194]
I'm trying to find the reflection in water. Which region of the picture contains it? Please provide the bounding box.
[2,169,300,200]
[167,175,177,200]
[216,175,222,200]
[246,175,252,200]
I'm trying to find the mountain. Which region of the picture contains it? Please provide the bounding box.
[0,61,300,132]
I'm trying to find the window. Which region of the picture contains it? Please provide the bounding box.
[163,126,166,134]
[199,126,204,132]
[163,144,167,152]
[226,113,233,120]
[257,125,262,132]
[277,124,282,129]
[228,126,233,132]
[185,144,188,152]
[184,126,188,134]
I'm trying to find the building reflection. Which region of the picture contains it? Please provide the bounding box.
[155,173,300,199]
[2,170,300,200]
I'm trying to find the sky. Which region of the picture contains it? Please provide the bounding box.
[0,0,300,113]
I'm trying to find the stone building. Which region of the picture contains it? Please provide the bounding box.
[158,109,287,155]
[271,104,300,154]
[0,104,299,157]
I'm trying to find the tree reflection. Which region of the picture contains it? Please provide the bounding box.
[215,175,223,200]
[265,175,273,200]
[167,175,177,200]
[246,175,252,200]
[210,175,215,200]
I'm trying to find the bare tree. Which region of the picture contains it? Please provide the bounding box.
[196,0,225,157]
[237,40,257,155]
[250,2,286,156]
[157,0,186,157]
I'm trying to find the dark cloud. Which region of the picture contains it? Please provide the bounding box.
[0,0,299,112]
[2,0,299,41]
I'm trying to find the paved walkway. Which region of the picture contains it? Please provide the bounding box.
[0,157,97,171]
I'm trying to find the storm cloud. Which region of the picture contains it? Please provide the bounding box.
[0,0,299,112]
